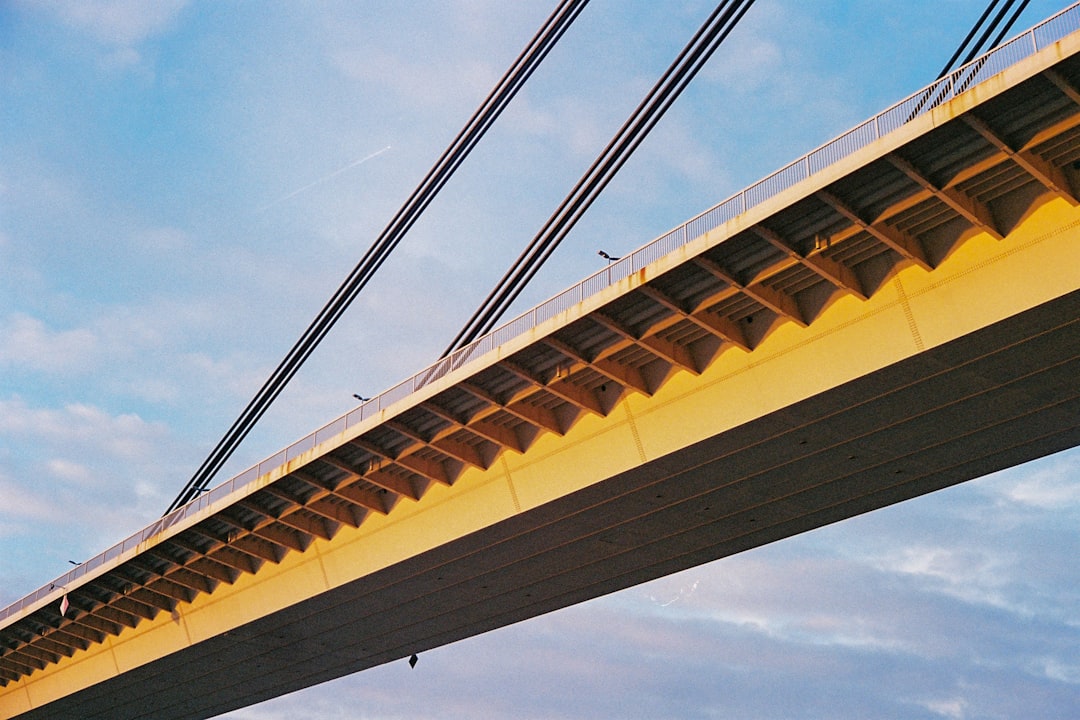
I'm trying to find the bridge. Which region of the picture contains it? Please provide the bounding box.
[3,7,1080,719]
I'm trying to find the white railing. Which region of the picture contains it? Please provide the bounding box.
[4,1,1079,625]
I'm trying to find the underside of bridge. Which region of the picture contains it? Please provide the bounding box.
[3,21,1080,720]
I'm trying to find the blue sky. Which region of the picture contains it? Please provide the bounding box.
[1,1,1078,718]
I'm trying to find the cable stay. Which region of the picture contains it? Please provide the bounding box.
[442,0,757,357]
[907,0,1032,125]
[165,0,590,515]
[938,0,1032,79]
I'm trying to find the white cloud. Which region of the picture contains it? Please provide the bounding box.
[0,475,62,524]
[702,0,788,92]
[30,0,190,47]
[891,545,1011,595]
[99,45,144,71]
[624,554,921,657]
[45,457,94,485]
[842,537,1040,623]
[0,398,174,560]
[1002,465,1080,509]
[0,398,166,460]
[921,696,969,719]
[333,47,494,112]
[1037,656,1080,685]
[0,313,99,374]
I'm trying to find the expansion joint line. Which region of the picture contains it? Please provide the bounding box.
[894,276,926,352]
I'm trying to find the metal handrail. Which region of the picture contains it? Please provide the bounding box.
[4,1,1079,624]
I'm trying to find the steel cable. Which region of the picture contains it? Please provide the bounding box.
[165,0,590,514]
[909,0,1030,123]
[937,0,1004,79]
[938,0,1031,79]
[955,0,1028,69]
[987,0,1032,52]
[442,0,756,355]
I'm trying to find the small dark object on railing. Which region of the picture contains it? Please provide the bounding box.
[598,250,620,262]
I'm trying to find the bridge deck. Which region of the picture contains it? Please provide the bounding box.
[3,10,1080,719]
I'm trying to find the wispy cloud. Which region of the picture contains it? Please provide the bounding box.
[0,314,99,374]
[0,398,179,595]
[919,696,969,719]
[28,0,190,47]
[1001,463,1080,509]
[0,398,167,464]
[257,146,392,212]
